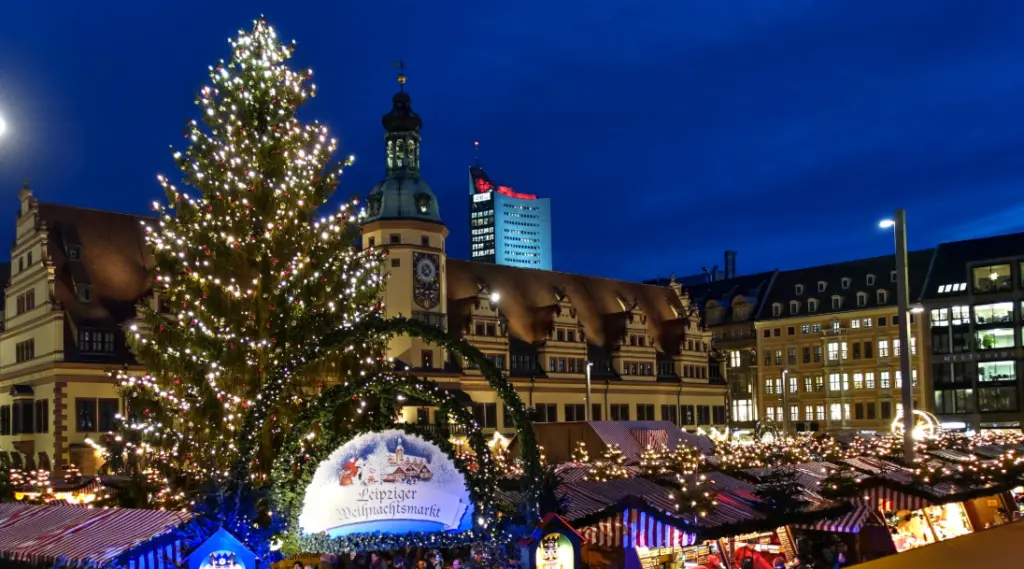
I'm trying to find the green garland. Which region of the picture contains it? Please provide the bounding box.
[270,374,504,553]
[228,316,543,524]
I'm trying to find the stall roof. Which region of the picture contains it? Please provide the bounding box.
[585,421,715,460]
[0,503,189,568]
[854,520,1024,569]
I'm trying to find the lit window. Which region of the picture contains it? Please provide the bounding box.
[975,302,1013,325]
[972,264,1012,294]
[930,308,949,327]
[829,373,842,391]
[827,342,840,361]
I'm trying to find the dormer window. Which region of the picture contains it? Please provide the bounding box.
[415,193,432,215]
[368,195,382,217]
[808,299,819,313]
[817,281,827,292]
[866,274,875,286]
[68,246,81,261]
[890,270,897,282]
[841,278,851,290]
[877,290,888,304]
[77,285,92,304]
[789,300,800,314]
[772,303,782,317]
[795,284,804,295]
[856,292,867,307]
[831,296,842,310]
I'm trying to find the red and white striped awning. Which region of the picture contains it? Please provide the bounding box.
[860,486,934,513]
[580,509,697,549]
[630,429,669,450]
[793,505,877,534]
[0,503,188,568]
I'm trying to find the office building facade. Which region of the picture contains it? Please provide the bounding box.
[469,166,552,270]
[920,233,1024,430]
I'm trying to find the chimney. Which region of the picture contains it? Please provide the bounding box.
[724,250,737,279]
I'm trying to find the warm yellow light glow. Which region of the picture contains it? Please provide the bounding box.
[891,409,941,440]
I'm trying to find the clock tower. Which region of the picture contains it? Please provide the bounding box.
[362,68,449,370]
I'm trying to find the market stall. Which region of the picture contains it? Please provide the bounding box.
[0,503,189,569]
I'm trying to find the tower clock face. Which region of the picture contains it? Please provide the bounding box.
[412,252,441,310]
[416,256,437,281]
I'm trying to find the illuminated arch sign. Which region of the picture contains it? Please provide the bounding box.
[298,430,474,537]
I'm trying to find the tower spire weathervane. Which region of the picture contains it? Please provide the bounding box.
[394,61,406,92]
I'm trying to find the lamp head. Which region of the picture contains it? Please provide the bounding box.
[878,219,895,229]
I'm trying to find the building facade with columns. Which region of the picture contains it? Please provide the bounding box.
[753,253,935,433]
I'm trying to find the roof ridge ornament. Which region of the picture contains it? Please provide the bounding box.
[394,60,406,91]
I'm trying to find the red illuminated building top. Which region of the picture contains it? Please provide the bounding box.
[471,168,536,200]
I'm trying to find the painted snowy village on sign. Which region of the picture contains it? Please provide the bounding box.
[299,431,474,538]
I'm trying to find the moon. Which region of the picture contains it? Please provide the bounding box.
[0,114,7,137]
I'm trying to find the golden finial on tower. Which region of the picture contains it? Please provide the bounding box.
[394,61,407,91]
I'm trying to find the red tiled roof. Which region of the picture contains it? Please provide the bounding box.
[447,259,696,350]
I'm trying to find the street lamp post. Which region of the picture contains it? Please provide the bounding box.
[585,362,594,420]
[880,210,915,463]
[781,368,790,433]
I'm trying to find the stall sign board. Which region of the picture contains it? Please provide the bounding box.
[298,430,474,538]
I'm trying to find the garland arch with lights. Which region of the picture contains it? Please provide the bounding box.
[224,317,543,549]
[271,374,504,553]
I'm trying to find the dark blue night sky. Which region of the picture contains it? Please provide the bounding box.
[1,1,1022,281]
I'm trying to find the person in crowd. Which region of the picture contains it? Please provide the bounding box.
[293,562,304,569]
[429,551,444,569]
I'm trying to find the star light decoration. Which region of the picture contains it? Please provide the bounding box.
[96,17,388,501]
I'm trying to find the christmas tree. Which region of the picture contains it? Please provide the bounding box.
[105,17,387,501]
